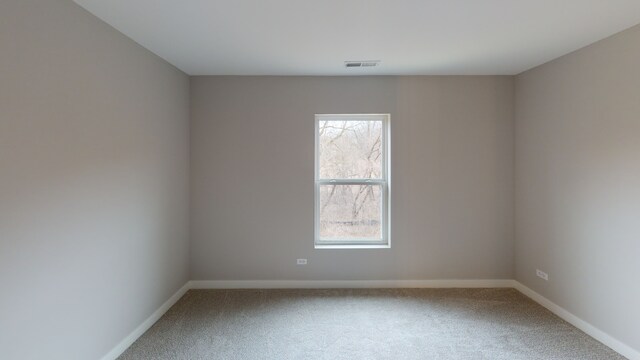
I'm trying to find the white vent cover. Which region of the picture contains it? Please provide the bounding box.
[345,60,380,68]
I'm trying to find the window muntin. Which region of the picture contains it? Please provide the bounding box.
[315,114,389,247]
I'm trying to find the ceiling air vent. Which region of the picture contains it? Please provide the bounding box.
[345,60,380,68]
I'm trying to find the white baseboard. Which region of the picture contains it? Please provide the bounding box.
[101,279,638,360]
[513,282,639,360]
[189,279,516,289]
[100,282,190,360]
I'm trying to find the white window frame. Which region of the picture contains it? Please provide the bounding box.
[314,114,390,249]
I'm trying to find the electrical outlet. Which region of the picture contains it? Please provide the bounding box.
[536,269,549,281]
[296,259,307,265]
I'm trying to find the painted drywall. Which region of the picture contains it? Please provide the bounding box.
[191,76,514,280]
[0,1,190,359]
[515,24,640,351]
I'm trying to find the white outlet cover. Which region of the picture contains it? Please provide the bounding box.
[536,269,549,281]
[297,259,307,265]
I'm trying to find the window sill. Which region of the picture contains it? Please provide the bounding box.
[314,244,391,250]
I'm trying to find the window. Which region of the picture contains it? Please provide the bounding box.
[314,114,390,248]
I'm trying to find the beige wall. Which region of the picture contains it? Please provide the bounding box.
[0,1,190,359]
[191,76,515,280]
[515,25,640,351]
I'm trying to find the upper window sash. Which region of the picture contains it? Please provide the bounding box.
[316,114,388,181]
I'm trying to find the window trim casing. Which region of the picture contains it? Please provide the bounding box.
[314,114,390,249]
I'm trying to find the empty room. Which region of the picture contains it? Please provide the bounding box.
[2,0,640,359]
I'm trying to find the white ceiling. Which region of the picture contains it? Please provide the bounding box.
[73,0,640,76]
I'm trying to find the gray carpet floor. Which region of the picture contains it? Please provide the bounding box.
[118,288,624,360]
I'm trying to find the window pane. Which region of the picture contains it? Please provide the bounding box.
[319,120,383,179]
[319,184,382,240]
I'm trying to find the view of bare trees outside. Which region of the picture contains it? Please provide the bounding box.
[318,120,384,240]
